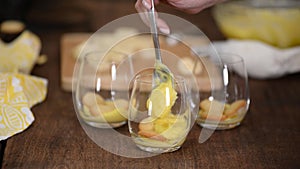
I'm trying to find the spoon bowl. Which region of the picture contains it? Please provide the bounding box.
[148,0,174,87]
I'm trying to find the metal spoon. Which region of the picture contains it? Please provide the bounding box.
[148,0,174,86]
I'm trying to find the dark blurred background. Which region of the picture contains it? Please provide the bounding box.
[0,0,224,39]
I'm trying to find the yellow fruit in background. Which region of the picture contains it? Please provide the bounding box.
[213,2,300,48]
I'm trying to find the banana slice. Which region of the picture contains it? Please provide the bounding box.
[83,103,127,123]
[139,117,155,131]
[81,92,128,123]
[82,92,105,107]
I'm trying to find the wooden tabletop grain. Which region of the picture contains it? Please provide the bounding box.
[0,1,299,168]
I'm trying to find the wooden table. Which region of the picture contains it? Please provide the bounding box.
[1,1,299,168]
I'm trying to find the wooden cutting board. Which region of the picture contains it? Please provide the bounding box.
[60,33,216,92]
[60,33,90,91]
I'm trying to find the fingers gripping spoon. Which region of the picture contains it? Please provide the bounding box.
[148,0,174,87]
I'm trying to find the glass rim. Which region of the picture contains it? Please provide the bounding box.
[218,52,245,65]
[82,50,128,61]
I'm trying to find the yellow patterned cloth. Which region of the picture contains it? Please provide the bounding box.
[0,73,47,140]
[0,30,41,74]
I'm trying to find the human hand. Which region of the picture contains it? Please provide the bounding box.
[135,0,226,34]
[135,0,171,34]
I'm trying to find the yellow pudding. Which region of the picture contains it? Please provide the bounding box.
[137,114,189,148]
[146,80,177,118]
[136,78,189,148]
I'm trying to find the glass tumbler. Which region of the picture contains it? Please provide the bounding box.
[74,50,129,128]
[128,72,191,153]
[197,53,250,130]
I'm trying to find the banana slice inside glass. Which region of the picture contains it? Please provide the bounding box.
[81,92,128,123]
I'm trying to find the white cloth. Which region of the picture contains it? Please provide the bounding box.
[213,40,300,79]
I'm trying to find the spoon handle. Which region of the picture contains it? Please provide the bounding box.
[148,0,162,63]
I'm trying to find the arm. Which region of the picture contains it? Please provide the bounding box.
[135,0,226,34]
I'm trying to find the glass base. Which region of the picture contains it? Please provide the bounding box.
[136,144,181,154]
[197,114,246,130]
[84,120,126,128]
[198,121,241,130]
[132,137,183,153]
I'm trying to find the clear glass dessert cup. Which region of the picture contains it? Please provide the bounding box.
[128,72,192,153]
[74,50,129,128]
[197,53,250,130]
